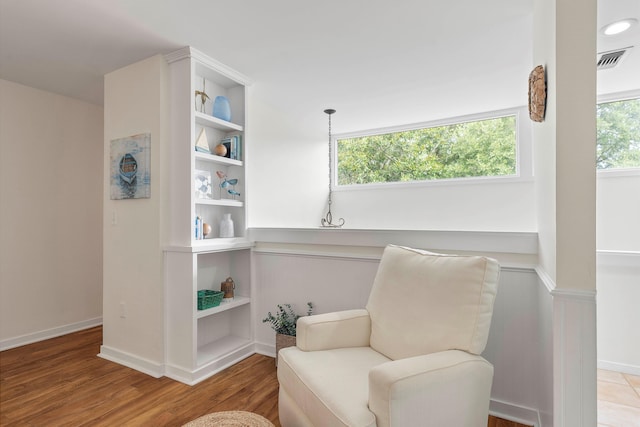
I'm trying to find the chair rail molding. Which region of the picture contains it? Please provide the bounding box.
[248,227,538,266]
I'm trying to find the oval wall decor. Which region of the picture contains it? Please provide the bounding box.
[528,65,546,122]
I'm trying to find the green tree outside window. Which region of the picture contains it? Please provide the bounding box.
[337,97,639,187]
[597,97,640,169]
[337,116,517,186]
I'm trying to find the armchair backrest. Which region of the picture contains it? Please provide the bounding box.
[366,245,500,360]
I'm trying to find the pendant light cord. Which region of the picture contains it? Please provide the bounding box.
[321,108,344,228]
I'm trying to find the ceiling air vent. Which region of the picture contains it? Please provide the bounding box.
[597,47,632,70]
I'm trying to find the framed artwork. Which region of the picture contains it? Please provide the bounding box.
[110,133,151,200]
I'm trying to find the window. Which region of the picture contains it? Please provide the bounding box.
[336,113,518,187]
[597,97,640,169]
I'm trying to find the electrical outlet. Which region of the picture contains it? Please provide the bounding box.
[119,302,127,318]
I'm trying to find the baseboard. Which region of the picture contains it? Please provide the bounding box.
[165,343,256,385]
[254,341,276,358]
[0,317,103,351]
[98,345,164,379]
[598,360,640,376]
[490,399,540,427]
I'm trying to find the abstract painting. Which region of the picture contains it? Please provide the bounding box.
[110,133,151,200]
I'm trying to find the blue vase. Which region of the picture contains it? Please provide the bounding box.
[212,96,231,122]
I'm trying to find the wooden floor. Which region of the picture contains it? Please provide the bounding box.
[0,326,530,426]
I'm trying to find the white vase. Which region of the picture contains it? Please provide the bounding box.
[219,213,234,238]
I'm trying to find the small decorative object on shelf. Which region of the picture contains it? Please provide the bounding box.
[195,78,209,113]
[195,169,212,199]
[220,134,242,160]
[195,215,204,240]
[216,171,240,199]
[214,143,227,157]
[221,277,235,301]
[203,222,211,238]
[197,289,223,310]
[195,128,210,153]
[219,213,234,238]
[263,302,314,366]
[221,178,240,199]
[212,95,231,121]
[320,109,345,228]
[215,171,226,199]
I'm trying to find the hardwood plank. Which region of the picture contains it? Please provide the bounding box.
[0,326,530,427]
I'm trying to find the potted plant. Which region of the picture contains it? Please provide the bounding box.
[263,302,313,366]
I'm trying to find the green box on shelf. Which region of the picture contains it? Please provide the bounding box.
[197,290,224,310]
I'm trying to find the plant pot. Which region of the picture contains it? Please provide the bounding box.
[275,333,296,367]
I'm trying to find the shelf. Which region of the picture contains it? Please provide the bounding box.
[195,111,243,132]
[196,296,251,319]
[165,238,253,253]
[197,335,253,367]
[195,151,243,167]
[196,198,243,207]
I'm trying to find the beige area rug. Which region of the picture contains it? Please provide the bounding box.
[182,411,275,427]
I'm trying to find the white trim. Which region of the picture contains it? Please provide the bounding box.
[489,399,541,427]
[334,174,533,192]
[552,289,598,427]
[253,244,537,273]
[597,360,640,376]
[98,345,165,379]
[597,167,640,178]
[254,341,276,359]
[335,107,525,140]
[597,88,640,104]
[164,344,255,385]
[535,266,556,293]
[249,228,538,255]
[333,107,532,189]
[597,250,640,268]
[164,46,252,86]
[253,246,382,262]
[551,287,597,301]
[0,317,102,351]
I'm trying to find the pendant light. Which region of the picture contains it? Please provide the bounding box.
[320,108,345,228]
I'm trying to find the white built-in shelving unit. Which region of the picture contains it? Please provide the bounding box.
[163,47,253,385]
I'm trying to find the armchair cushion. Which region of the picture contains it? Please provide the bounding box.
[278,346,390,427]
[366,245,499,360]
[368,350,494,427]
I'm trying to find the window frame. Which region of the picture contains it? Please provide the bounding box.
[332,107,533,191]
[596,89,640,177]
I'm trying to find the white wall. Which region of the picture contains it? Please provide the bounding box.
[247,91,537,232]
[597,172,640,251]
[101,55,168,370]
[596,252,640,374]
[0,79,103,348]
[596,172,640,374]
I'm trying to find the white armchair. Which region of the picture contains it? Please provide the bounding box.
[277,245,500,427]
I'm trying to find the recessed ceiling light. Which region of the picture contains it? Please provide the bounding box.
[602,18,638,36]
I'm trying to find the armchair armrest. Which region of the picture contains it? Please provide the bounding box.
[296,309,371,351]
[368,350,493,427]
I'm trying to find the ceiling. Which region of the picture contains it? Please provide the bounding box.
[1,0,638,133]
